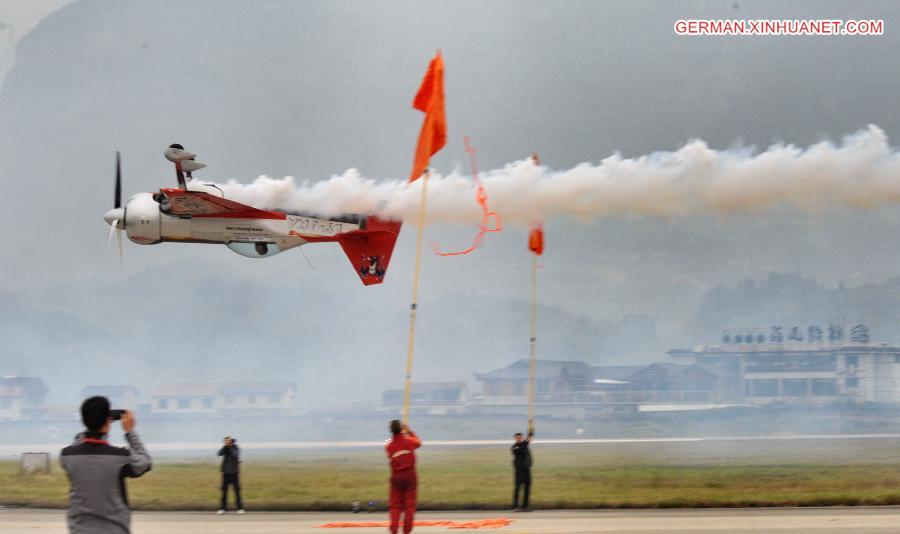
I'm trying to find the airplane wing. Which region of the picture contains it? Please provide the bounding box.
[159,189,284,220]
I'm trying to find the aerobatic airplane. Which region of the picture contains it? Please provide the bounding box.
[102,145,402,285]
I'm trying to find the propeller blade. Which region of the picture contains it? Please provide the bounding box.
[115,151,122,209]
[116,226,123,265]
[107,220,117,247]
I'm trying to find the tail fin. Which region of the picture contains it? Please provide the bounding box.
[337,217,402,286]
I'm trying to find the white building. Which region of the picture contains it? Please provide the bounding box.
[79,385,141,410]
[0,376,48,420]
[150,382,296,415]
[0,385,23,421]
[216,382,296,414]
[669,325,900,404]
[151,383,218,414]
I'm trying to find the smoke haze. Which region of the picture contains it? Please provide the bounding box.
[214,125,900,224]
[2,0,900,431]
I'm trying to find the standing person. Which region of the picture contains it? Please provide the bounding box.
[60,396,152,534]
[217,436,244,514]
[385,420,421,534]
[511,430,533,511]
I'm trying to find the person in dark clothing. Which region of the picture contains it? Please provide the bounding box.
[60,396,152,534]
[217,436,243,514]
[511,430,533,511]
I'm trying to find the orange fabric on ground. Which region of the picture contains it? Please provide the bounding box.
[317,517,513,529]
[410,53,446,182]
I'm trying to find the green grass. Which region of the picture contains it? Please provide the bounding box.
[6,442,900,510]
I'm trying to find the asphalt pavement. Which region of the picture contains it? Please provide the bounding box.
[4,507,900,533]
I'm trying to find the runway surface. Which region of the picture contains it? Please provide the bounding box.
[5,433,900,459]
[4,507,900,533]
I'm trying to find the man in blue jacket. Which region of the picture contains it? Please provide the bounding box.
[60,396,152,534]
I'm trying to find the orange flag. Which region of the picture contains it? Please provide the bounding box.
[529,225,544,256]
[410,53,447,182]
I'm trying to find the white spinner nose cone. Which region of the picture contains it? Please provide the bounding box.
[104,208,125,228]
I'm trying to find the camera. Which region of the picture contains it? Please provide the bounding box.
[110,409,125,421]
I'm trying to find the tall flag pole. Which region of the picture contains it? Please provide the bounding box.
[527,152,543,434]
[403,173,428,424]
[403,52,447,423]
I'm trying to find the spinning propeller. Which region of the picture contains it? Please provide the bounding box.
[103,152,125,263]
[102,144,206,264]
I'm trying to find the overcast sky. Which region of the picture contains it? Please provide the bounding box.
[0,1,70,85]
[2,1,900,407]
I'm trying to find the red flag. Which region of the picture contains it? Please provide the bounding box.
[410,53,446,182]
[528,226,544,256]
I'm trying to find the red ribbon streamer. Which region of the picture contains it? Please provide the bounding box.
[431,136,502,256]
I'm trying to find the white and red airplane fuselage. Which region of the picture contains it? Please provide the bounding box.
[103,187,401,286]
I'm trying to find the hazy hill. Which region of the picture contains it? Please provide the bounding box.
[3,257,622,406]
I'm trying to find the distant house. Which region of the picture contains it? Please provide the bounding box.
[473,359,742,416]
[381,382,468,415]
[150,382,296,415]
[592,365,646,385]
[623,363,740,405]
[151,383,218,414]
[0,376,48,420]
[79,385,141,410]
[475,359,595,405]
[0,385,24,421]
[589,365,646,402]
[216,382,296,413]
[472,359,618,417]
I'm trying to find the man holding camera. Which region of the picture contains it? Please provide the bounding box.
[217,436,244,514]
[60,396,152,534]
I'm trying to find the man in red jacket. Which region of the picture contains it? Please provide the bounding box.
[385,419,421,534]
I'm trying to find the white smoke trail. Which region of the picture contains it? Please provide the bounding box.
[211,125,900,225]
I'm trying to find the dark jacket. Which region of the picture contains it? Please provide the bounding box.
[511,440,532,471]
[60,431,152,534]
[218,444,240,474]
